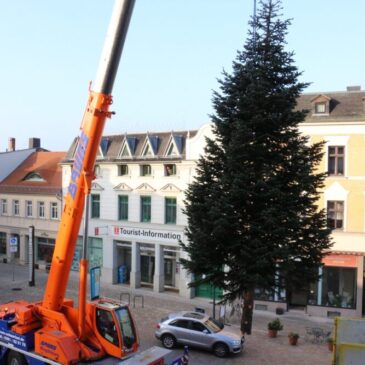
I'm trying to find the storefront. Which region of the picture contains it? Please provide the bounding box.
[252,253,364,316]
[115,239,180,290]
[110,226,185,293]
[307,253,363,317]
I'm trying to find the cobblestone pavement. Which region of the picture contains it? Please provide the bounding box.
[0,263,333,364]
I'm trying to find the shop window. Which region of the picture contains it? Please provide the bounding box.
[91,194,100,219]
[0,232,6,255]
[1,199,7,215]
[37,237,55,263]
[38,202,45,219]
[50,202,58,220]
[118,164,129,176]
[321,267,356,309]
[165,197,177,224]
[327,201,344,230]
[118,195,128,220]
[13,200,20,216]
[141,164,151,176]
[11,235,20,259]
[165,164,176,176]
[73,237,103,271]
[26,201,33,217]
[140,196,151,222]
[328,146,344,176]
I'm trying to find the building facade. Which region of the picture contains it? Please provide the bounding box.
[0,149,65,268]
[61,124,213,299]
[254,86,365,317]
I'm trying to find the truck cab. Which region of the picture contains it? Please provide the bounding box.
[93,300,138,359]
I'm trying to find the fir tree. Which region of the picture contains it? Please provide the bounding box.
[180,0,332,335]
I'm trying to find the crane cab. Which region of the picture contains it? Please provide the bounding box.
[92,300,139,359]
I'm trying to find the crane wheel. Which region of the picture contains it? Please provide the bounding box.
[7,351,27,365]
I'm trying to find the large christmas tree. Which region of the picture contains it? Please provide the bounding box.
[181,0,332,335]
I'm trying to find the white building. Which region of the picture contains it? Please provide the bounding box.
[62,124,213,299]
[0,141,65,267]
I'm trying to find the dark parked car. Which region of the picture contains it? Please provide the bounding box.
[155,311,244,357]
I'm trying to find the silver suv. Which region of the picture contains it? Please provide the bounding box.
[155,311,244,357]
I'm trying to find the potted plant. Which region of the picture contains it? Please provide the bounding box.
[288,332,299,346]
[326,337,334,352]
[267,318,283,338]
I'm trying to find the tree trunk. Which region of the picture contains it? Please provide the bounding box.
[240,289,254,335]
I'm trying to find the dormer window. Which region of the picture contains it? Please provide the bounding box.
[311,94,331,116]
[165,164,176,176]
[23,172,45,182]
[315,102,326,114]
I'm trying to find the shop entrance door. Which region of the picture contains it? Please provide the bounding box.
[164,258,174,287]
[141,255,154,284]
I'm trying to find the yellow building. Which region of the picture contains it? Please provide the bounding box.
[254,86,365,318]
[297,86,365,317]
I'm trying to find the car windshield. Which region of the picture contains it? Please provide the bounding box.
[204,318,222,333]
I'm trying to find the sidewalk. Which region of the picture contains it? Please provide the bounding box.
[0,263,333,364]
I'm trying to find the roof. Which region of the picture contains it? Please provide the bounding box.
[0,148,39,182]
[297,89,365,122]
[0,151,66,195]
[63,130,198,163]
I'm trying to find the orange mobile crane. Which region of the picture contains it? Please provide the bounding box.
[0,1,140,364]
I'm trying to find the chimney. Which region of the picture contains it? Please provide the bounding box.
[8,138,16,152]
[346,85,361,92]
[29,138,41,149]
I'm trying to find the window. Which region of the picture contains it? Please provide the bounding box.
[13,200,20,216]
[0,232,6,255]
[37,237,55,262]
[310,267,356,309]
[328,146,344,176]
[91,194,100,219]
[315,102,326,114]
[327,201,344,229]
[118,195,128,220]
[165,197,177,224]
[190,321,207,332]
[169,319,189,328]
[141,164,151,176]
[1,199,7,215]
[118,164,129,176]
[51,202,58,219]
[94,165,101,177]
[165,164,176,176]
[38,202,45,219]
[96,309,119,345]
[140,196,151,222]
[26,201,33,217]
[23,172,45,182]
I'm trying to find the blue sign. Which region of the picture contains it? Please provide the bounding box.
[90,266,101,300]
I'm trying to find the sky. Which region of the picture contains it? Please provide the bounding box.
[1,0,364,152]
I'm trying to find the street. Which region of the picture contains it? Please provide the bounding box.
[0,263,332,364]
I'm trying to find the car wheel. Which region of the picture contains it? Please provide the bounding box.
[213,342,229,358]
[7,351,27,365]
[161,334,177,349]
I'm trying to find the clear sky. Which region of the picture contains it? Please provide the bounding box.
[1,0,364,152]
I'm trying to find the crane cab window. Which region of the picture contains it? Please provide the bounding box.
[115,307,137,349]
[96,309,119,345]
